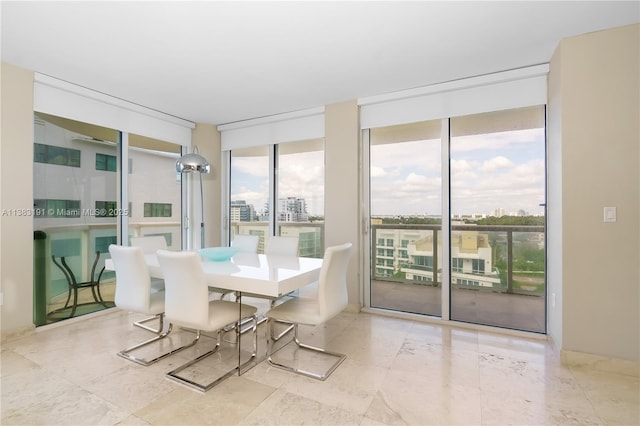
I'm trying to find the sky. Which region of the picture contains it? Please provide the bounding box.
[231,150,325,216]
[231,127,545,218]
[371,128,545,217]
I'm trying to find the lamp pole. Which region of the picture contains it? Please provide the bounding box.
[176,146,210,249]
[198,171,205,248]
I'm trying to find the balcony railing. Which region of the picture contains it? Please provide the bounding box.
[33,222,180,325]
[371,223,545,297]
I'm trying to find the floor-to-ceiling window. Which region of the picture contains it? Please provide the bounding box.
[449,106,546,332]
[364,106,546,332]
[276,139,325,258]
[228,140,326,257]
[368,120,442,316]
[361,65,548,333]
[33,115,188,325]
[229,146,270,252]
[364,105,546,333]
[221,108,325,256]
[32,73,193,326]
[33,113,118,324]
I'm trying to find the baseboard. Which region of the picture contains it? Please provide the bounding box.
[1,324,36,343]
[561,349,640,377]
[345,303,360,314]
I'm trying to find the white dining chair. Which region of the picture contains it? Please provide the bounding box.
[265,236,299,256]
[108,245,190,366]
[265,242,352,380]
[217,234,261,303]
[130,235,168,331]
[261,235,301,331]
[130,235,168,254]
[157,249,258,392]
[231,234,259,253]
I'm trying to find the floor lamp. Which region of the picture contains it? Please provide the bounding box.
[176,147,210,249]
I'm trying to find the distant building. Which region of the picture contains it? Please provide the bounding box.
[230,200,256,222]
[278,197,308,222]
[373,227,501,288]
[492,208,506,217]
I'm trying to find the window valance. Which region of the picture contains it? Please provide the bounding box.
[34,73,195,147]
[359,64,548,129]
[218,107,325,151]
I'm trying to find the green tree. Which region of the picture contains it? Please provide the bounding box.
[475,216,544,226]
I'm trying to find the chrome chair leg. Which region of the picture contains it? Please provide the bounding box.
[166,315,258,392]
[117,315,194,366]
[223,297,291,343]
[269,319,294,341]
[134,314,164,333]
[267,321,346,381]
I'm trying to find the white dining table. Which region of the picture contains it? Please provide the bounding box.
[104,250,323,375]
[105,251,323,298]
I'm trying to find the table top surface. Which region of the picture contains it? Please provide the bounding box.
[106,251,323,298]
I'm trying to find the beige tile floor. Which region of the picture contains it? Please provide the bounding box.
[1,305,638,426]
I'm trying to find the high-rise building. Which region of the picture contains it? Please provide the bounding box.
[230,200,256,222]
[278,197,308,222]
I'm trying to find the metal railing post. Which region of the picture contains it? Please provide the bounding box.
[507,230,513,294]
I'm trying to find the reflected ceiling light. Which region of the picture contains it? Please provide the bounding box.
[176,146,210,249]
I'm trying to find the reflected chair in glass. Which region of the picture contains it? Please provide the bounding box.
[231,234,259,253]
[130,235,168,255]
[50,250,110,319]
[265,235,299,256]
[265,242,352,381]
[157,249,258,392]
[108,244,189,366]
[130,235,168,333]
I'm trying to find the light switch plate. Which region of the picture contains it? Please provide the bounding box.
[604,207,617,222]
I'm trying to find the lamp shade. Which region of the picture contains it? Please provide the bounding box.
[176,152,210,174]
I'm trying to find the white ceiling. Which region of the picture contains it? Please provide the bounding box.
[2,1,638,126]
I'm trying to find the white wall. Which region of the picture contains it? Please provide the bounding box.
[546,42,564,349]
[548,24,639,362]
[1,63,35,338]
[324,100,361,311]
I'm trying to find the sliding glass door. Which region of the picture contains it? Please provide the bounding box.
[229,146,270,252]
[366,106,546,333]
[276,139,325,258]
[228,140,326,257]
[449,106,546,332]
[368,120,442,316]
[33,114,187,325]
[33,113,118,324]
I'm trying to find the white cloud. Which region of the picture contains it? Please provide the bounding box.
[480,156,514,171]
[370,165,398,178]
[370,139,441,174]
